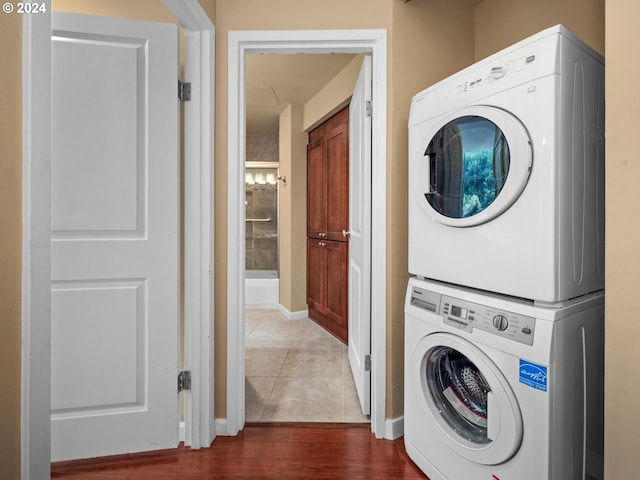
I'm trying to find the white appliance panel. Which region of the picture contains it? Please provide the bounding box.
[404,277,604,480]
[408,25,604,302]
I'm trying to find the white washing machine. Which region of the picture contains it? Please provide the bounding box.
[404,277,604,480]
[408,25,605,302]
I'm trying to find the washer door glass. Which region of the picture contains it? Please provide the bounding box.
[425,116,509,219]
[426,346,492,445]
[413,106,532,227]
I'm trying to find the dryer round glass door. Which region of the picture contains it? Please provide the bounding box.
[412,106,532,227]
[412,333,523,465]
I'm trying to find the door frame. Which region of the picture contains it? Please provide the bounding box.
[21,1,215,477]
[226,29,387,438]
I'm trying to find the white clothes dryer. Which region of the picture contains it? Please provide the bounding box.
[404,277,604,480]
[408,25,605,302]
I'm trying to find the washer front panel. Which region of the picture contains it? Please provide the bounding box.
[413,333,524,465]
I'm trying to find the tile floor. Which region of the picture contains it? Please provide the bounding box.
[245,308,370,423]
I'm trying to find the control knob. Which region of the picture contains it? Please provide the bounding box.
[492,314,509,331]
[491,64,508,79]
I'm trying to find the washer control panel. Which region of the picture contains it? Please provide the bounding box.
[410,286,536,345]
[441,295,535,345]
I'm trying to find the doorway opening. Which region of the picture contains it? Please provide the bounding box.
[227,29,388,438]
[243,53,367,423]
[245,161,280,308]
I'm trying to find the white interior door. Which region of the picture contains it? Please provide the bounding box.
[51,12,180,461]
[348,55,372,415]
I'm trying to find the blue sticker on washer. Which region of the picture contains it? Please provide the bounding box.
[519,360,548,392]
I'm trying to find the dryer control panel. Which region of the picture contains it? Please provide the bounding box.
[410,286,536,345]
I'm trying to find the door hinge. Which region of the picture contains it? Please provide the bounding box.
[178,370,192,392]
[366,100,372,117]
[178,80,191,102]
[365,354,372,371]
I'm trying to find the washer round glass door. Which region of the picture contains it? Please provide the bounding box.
[412,333,523,465]
[412,106,532,227]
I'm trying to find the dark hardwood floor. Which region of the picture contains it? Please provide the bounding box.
[51,424,429,479]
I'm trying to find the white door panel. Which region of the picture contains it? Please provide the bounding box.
[51,35,143,235]
[51,12,179,461]
[348,55,372,415]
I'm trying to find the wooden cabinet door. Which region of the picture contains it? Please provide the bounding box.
[307,106,349,241]
[307,238,348,343]
[306,106,349,343]
[324,240,348,335]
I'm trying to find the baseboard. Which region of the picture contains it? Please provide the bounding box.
[385,415,404,440]
[214,418,231,436]
[278,304,309,320]
[212,416,402,440]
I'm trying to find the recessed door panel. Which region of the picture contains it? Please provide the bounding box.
[51,280,146,413]
[326,123,349,240]
[52,34,146,237]
[307,138,325,238]
[325,240,348,327]
[307,239,326,313]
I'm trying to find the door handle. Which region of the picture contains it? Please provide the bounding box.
[487,391,498,441]
[342,230,350,238]
[426,152,438,195]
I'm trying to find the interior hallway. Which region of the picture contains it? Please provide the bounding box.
[245,308,370,423]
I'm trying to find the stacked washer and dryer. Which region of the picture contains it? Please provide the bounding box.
[404,25,605,480]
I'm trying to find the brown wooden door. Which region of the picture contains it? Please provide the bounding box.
[324,240,348,338]
[307,106,349,241]
[306,106,349,343]
[306,238,348,343]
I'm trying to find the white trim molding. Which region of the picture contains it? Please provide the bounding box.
[227,29,388,439]
[278,305,309,321]
[162,0,216,450]
[385,416,405,441]
[21,5,52,479]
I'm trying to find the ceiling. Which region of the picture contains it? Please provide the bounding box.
[246,53,356,135]
[244,0,487,136]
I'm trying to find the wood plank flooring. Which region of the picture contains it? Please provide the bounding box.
[51,424,429,479]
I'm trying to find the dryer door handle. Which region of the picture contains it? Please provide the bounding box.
[487,391,500,441]
[425,152,438,195]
